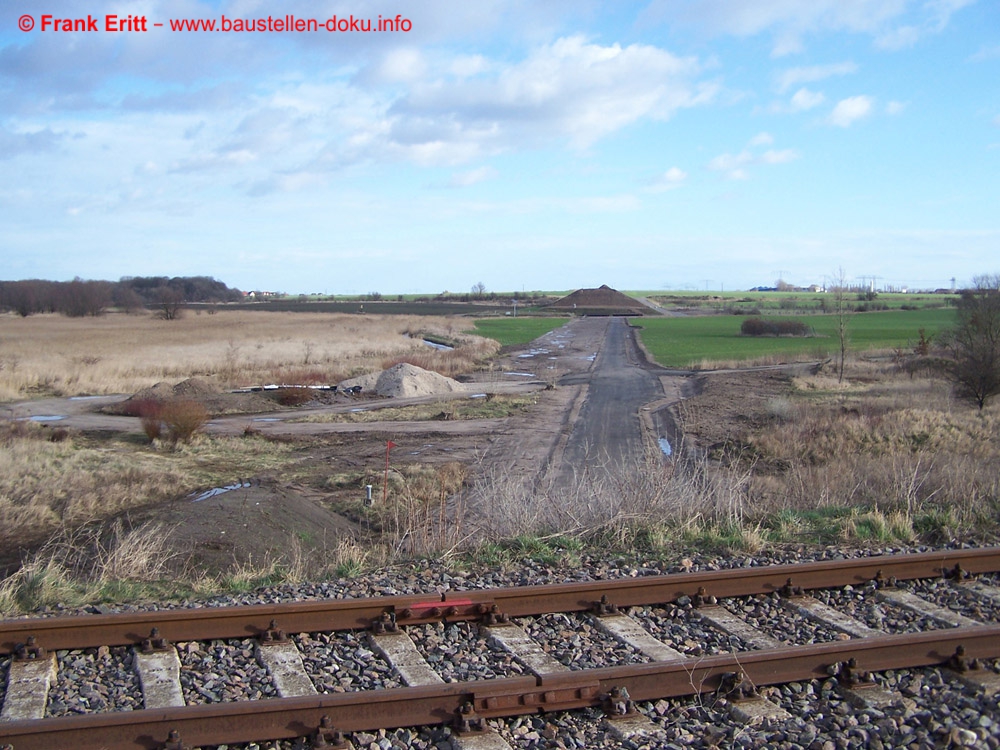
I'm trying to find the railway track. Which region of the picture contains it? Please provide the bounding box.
[2,547,1000,749]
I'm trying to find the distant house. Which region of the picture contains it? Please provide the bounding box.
[546,285,649,316]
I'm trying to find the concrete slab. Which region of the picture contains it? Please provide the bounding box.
[0,654,56,721]
[133,648,185,709]
[877,589,982,628]
[840,683,903,709]
[454,731,516,750]
[727,696,791,724]
[604,713,662,741]
[695,606,785,650]
[783,596,882,638]
[589,613,686,662]
[369,632,444,687]
[256,641,317,697]
[481,623,568,676]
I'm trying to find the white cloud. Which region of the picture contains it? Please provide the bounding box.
[449,55,491,78]
[646,166,688,192]
[448,166,498,187]
[391,35,716,157]
[829,96,874,127]
[641,0,970,55]
[790,88,826,111]
[776,62,858,93]
[761,149,799,165]
[366,48,428,84]
[709,135,800,179]
[970,44,1000,62]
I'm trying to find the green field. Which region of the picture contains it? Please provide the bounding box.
[631,290,956,314]
[470,317,570,346]
[633,308,956,367]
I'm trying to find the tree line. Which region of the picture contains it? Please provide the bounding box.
[0,276,242,317]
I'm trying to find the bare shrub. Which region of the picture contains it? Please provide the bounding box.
[131,398,165,441]
[161,399,207,443]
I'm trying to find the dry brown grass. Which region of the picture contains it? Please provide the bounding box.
[716,360,1000,541]
[363,462,470,557]
[0,421,297,553]
[0,310,498,401]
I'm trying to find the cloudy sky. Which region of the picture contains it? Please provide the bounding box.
[1,1,998,294]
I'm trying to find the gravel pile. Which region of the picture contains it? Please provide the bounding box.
[294,631,402,692]
[409,621,526,681]
[47,646,141,716]
[177,638,277,704]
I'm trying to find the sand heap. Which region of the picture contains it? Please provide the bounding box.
[340,363,465,399]
[130,377,221,403]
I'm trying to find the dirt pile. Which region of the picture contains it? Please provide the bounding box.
[339,363,466,399]
[107,377,277,416]
[375,363,465,398]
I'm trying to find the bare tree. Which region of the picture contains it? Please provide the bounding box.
[157,287,184,320]
[945,273,1000,411]
[471,281,487,300]
[832,267,850,383]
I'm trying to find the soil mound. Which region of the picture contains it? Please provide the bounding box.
[375,363,465,398]
[108,377,276,416]
[128,377,220,403]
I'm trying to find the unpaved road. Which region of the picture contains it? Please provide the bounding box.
[558,317,666,471]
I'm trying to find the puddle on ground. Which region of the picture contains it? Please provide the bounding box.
[504,372,534,377]
[423,339,454,351]
[190,481,252,502]
[658,437,673,456]
[21,415,66,422]
[252,417,282,422]
[470,393,487,399]
[69,395,106,401]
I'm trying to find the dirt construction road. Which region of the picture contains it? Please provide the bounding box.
[558,317,665,472]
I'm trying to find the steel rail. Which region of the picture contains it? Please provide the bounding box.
[3,624,999,750]
[2,547,998,654]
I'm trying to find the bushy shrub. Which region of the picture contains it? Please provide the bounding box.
[160,399,207,443]
[130,399,165,442]
[740,318,810,337]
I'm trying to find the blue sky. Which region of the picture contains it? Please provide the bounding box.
[1,0,997,294]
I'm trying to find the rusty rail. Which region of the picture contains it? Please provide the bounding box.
[2,624,999,750]
[2,547,997,655]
